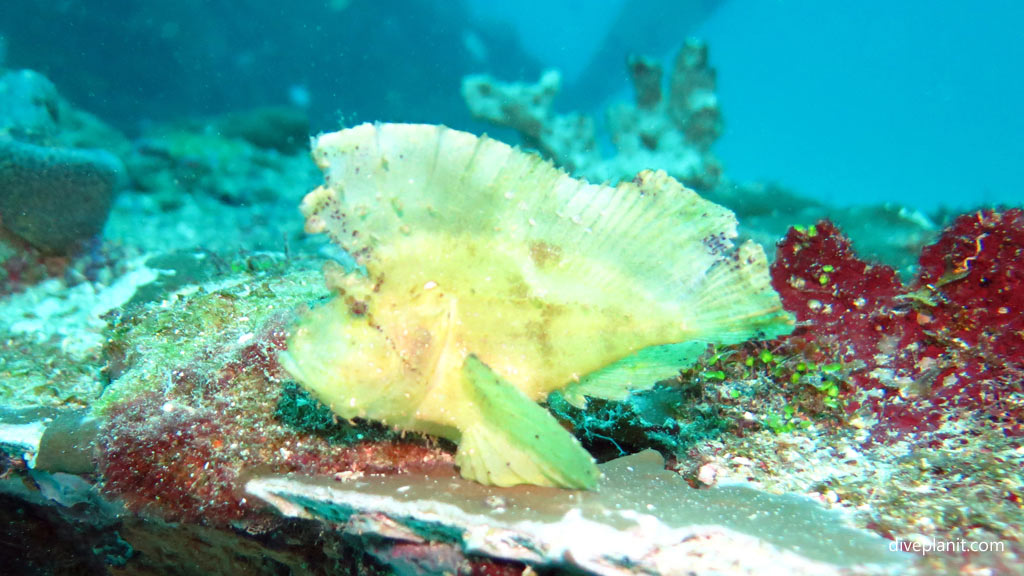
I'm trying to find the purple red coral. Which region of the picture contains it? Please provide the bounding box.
[910,209,1024,436]
[916,209,1024,363]
[771,212,1024,439]
[770,221,920,369]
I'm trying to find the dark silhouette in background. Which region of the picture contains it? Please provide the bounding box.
[561,0,723,109]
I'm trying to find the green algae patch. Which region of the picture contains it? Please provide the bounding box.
[274,381,401,446]
[97,265,327,413]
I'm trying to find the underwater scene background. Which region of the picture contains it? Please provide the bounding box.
[0,1,1021,575]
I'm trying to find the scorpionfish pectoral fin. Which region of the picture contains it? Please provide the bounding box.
[454,355,599,489]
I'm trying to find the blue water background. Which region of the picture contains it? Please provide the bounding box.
[3,0,1021,210]
[472,0,1024,210]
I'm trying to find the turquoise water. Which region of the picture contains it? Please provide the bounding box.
[475,1,1024,210]
[4,1,1020,210]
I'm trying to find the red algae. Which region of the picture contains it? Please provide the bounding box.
[770,211,1024,439]
[207,309,292,395]
[99,392,245,523]
[98,381,454,525]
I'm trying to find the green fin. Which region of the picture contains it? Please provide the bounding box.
[685,240,795,343]
[560,341,708,408]
[455,355,599,489]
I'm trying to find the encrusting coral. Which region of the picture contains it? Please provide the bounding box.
[280,122,793,489]
[0,140,123,254]
[246,450,905,576]
[0,69,127,256]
